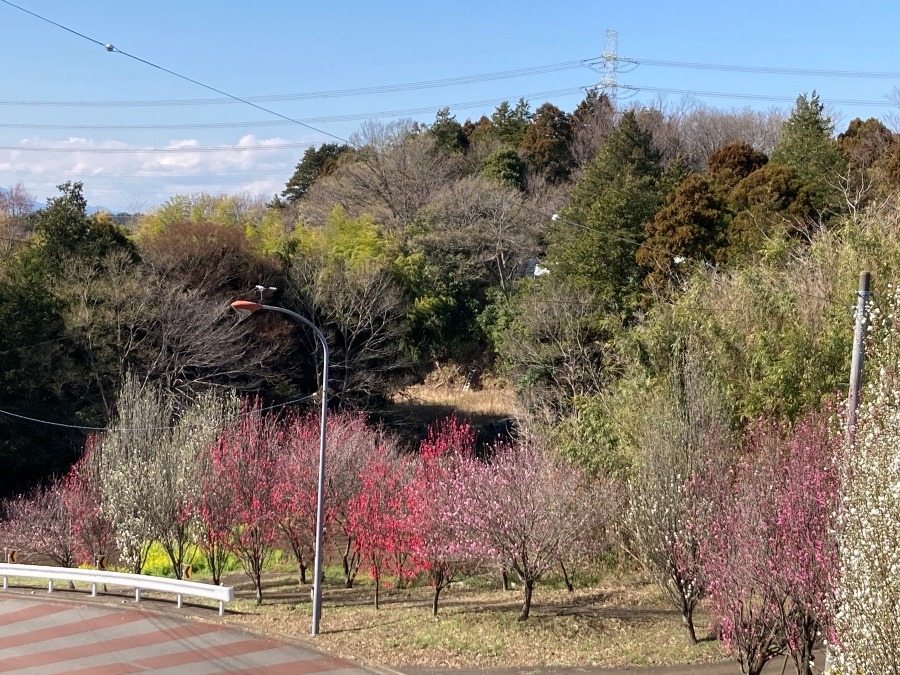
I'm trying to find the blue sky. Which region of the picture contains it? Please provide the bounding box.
[1,0,899,212]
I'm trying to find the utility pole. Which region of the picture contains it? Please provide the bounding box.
[847,271,871,444]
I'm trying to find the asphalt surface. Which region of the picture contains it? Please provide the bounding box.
[0,593,375,674]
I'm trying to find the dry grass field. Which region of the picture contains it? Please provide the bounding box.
[223,571,726,670]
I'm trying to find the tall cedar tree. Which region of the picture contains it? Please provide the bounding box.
[547,111,664,311]
[518,103,575,183]
[637,173,729,293]
[429,107,469,155]
[770,92,847,216]
[706,142,768,192]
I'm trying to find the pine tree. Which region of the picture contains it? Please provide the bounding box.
[282,143,351,203]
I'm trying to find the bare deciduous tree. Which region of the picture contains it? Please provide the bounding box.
[418,176,541,298]
[287,257,410,409]
[0,182,35,258]
[139,274,278,397]
[675,104,784,170]
[499,279,613,424]
[302,121,463,229]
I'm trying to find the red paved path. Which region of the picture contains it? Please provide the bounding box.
[0,595,375,674]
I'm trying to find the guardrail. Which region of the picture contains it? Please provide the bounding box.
[0,563,234,615]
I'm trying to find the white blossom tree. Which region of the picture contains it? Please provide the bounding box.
[831,286,900,673]
[627,352,733,644]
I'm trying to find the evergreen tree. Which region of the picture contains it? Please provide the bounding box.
[725,163,814,261]
[569,89,616,166]
[491,98,532,146]
[282,143,351,203]
[637,173,729,293]
[707,142,768,192]
[479,148,527,191]
[34,182,136,262]
[429,107,469,155]
[837,117,899,203]
[546,111,664,310]
[518,102,574,183]
[770,92,847,215]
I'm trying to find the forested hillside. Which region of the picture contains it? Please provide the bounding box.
[2,90,894,491]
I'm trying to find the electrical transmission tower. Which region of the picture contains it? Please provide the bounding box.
[600,29,619,101]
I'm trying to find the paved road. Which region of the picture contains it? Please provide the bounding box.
[0,594,375,674]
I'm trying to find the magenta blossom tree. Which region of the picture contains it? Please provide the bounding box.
[274,411,324,585]
[62,435,116,567]
[206,405,282,604]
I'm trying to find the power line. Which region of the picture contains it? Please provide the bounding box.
[0,87,585,133]
[629,56,900,80]
[0,141,314,154]
[0,392,319,432]
[0,61,590,108]
[0,0,352,146]
[622,84,895,109]
[0,337,67,356]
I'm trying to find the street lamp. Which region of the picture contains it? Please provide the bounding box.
[231,299,329,636]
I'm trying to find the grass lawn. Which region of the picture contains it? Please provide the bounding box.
[222,569,726,670]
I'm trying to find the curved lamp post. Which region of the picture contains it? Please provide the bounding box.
[231,300,328,636]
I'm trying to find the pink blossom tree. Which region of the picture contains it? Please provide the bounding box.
[324,412,381,588]
[769,412,840,675]
[275,411,329,585]
[695,447,788,675]
[452,438,603,621]
[409,416,479,616]
[695,411,839,675]
[62,436,116,567]
[1,480,78,569]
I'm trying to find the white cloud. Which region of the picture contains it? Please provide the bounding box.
[0,134,314,211]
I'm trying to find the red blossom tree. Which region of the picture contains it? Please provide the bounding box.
[205,405,282,604]
[347,444,418,608]
[193,445,235,587]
